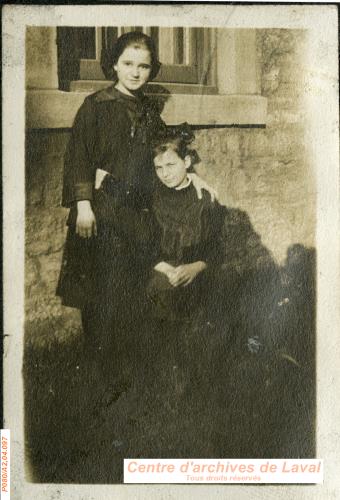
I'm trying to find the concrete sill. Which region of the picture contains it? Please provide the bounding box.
[26,89,267,129]
[70,80,218,95]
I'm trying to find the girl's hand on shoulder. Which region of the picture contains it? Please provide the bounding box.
[169,262,207,287]
[154,261,176,276]
[188,173,218,202]
[95,168,109,189]
[76,200,97,238]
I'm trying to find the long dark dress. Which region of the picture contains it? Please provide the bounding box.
[56,85,164,370]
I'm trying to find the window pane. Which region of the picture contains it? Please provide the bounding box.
[103,27,118,49]
[78,28,96,59]
[173,28,184,65]
[184,28,191,65]
[150,27,159,54]
[158,28,175,64]
[158,28,193,66]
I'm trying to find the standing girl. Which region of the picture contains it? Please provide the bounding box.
[57,31,215,389]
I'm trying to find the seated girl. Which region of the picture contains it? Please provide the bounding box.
[147,124,225,320]
[145,125,226,391]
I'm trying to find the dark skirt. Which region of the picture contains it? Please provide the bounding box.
[146,268,203,321]
[56,187,152,312]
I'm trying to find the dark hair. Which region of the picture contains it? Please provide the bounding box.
[151,123,200,166]
[101,31,161,81]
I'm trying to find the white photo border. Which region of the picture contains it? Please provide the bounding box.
[3,3,339,499]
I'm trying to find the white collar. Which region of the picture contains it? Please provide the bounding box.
[175,177,192,191]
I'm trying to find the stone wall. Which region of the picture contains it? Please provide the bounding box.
[194,29,313,263]
[26,131,79,346]
[25,29,314,345]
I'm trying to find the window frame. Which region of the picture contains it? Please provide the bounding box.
[57,26,217,93]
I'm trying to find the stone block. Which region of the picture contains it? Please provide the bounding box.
[26,131,69,210]
[26,27,58,89]
[262,68,280,95]
[239,130,270,158]
[27,133,67,161]
[266,126,305,158]
[38,252,63,289]
[26,210,68,256]
[267,108,302,126]
[42,155,65,208]
[225,133,240,156]
[27,184,45,208]
[25,257,40,293]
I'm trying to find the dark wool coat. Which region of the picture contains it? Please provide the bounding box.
[57,85,165,310]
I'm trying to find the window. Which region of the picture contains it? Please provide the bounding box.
[27,26,266,128]
[57,26,216,93]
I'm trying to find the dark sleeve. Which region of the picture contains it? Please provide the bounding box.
[147,211,163,267]
[200,201,226,266]
[61,97,97,207]
[133,208,163,268]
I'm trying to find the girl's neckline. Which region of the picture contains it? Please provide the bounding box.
[113,85,144,102]
[157,179,193,195]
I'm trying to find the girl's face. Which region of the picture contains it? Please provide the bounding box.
[154,148,191,189]
[114,46,152,96]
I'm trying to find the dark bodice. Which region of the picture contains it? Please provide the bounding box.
[62,85,164,208]
[152,182,225,266]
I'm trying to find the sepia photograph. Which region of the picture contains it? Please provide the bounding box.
[3,3,340,499]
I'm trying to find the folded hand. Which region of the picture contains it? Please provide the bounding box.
[168,262,207,287]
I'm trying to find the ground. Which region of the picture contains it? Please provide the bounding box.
[24,249,315,484]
